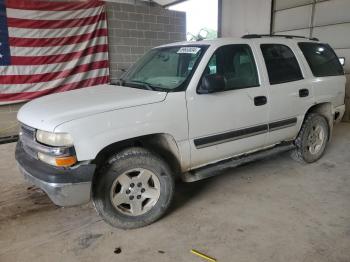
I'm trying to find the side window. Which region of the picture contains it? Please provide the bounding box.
[203,44,259,91]
[208,55,217,74]
[261,44,303,85]
[298,42,344,77]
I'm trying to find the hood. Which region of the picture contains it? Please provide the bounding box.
[17,84,167,131]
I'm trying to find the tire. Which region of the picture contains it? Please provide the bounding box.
[292,113,329,163]
[92,147,175,229]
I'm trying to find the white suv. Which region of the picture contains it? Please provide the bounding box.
[16,35,346,229]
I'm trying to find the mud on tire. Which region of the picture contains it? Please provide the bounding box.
[292,113,329,163]
[92,147,175,229]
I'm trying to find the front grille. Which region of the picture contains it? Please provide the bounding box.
[20,124,35,141]
[19,124,38,159]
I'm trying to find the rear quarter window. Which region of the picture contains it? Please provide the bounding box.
[298,42,344,77]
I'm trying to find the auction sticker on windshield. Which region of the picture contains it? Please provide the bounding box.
[177,47,201,54]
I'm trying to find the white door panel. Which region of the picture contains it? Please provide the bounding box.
[188,88,267,138]
[267,79,314,144]
[187,87,268,168]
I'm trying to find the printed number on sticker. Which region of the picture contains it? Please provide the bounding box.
[177,47,201,54]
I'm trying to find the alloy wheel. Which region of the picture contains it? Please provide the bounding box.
[110,168,161,216]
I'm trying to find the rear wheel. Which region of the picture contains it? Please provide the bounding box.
[92,147,175,229]
[292,113,329,163]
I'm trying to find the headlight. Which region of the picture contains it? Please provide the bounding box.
[36,130,76,167]
[36,130,74,147]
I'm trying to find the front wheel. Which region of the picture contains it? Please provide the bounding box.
[92,147,175,229]
[292,113,329,163]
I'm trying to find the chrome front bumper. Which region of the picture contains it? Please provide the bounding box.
[18,164,92,206]
[16,141,95,207]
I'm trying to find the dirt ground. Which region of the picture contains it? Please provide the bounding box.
[1,123,350,262]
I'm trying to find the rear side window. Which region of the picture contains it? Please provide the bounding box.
[298,42,344,77]
[261,44,303,85]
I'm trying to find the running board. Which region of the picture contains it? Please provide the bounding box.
[181,143,295,183]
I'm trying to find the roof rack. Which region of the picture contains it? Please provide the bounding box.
[242,34,319,41]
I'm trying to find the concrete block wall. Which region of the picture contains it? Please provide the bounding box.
[106,1,186,80]
[0,1,186,139]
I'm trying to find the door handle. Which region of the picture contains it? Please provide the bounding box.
[299,88,309,97]
[254,96,267,106]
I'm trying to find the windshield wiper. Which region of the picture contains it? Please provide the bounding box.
[111,78,123,85]
[125,80,153,90]
[123,80,164,92]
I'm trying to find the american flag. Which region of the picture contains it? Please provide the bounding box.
[0,0,109,104]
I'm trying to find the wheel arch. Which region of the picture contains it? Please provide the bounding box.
[304,102,334,140]
[93,133,182,177]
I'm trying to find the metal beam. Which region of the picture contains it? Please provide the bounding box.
[217,0,222,37]
[162,0,189,8]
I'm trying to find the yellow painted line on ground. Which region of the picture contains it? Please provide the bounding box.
[191,249,217,262]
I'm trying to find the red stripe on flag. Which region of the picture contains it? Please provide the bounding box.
[9,28,108,47]
[0,76,109,102]
[10,44,108,65]
[5,0,104,11]
[0,60,109,84]
[7,13,106,29]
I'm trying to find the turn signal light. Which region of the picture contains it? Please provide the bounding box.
[38,152,77,167]
[55,156,77,167]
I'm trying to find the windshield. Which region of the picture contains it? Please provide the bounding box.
[120,45,207,92]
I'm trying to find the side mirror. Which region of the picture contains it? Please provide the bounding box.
[198,74,225,94]
[339,57,345,66]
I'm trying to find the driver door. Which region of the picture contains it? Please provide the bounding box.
[186,44,269,169]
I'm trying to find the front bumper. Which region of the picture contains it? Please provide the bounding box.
[16,142,96,206]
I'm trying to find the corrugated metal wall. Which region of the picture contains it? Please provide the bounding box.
[220,0,271,37]
[272,0,350,121]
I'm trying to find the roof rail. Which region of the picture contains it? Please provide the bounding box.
[242,34,319,41]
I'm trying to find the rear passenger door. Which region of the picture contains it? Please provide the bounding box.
[257,42,315,145]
